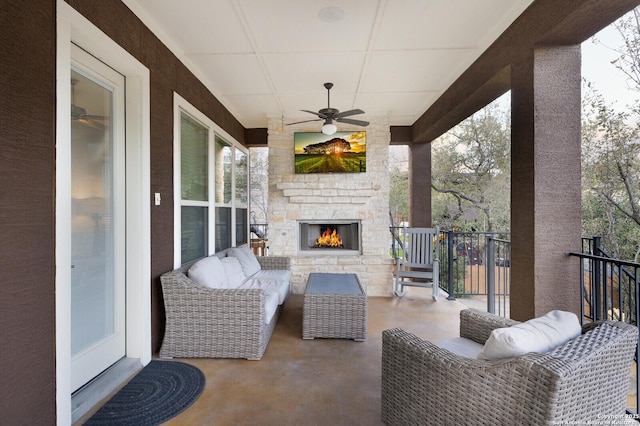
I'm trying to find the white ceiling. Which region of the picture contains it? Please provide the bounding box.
[123,0,533,128]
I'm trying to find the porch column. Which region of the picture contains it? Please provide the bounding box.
[510,45,582,321]
[409,142,432,227]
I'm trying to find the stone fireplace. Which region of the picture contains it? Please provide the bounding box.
[298,220,361,255]
[266,116,394,296]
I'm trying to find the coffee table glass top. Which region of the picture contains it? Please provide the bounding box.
[306,273,362,295]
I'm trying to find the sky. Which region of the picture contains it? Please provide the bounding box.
[582,20,639,112]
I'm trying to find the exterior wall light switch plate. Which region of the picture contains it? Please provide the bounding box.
[154,192,161,206]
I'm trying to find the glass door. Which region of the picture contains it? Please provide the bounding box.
[70,49,126,392]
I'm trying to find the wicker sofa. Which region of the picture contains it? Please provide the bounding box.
[382,309,638,426]
[159,248,290,360]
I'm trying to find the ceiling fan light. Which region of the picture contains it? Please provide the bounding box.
[322,122,337,135]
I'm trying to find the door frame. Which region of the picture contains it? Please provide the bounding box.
[56,2,151,424]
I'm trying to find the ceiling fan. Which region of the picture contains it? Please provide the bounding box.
[71,77,109,130]
[288,82,369,135]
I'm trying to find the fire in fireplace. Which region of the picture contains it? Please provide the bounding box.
[298,220,361,254]
[315,228,343,248]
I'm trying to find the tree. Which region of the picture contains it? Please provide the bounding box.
[431,100,511,232]
[388,146,409,225]
[583,8,640,261]
[610,9,640,97]
[582,89,640,260]
[249,147,269,226]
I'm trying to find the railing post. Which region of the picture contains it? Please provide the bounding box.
[447,230,455,300]
[486,236,495,314]
[593,236,602,321]
[579,256,586,323]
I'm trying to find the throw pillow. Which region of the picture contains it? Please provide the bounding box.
[229,246,262,277]
[220,256,247,288]
[188,256,227,289]
[477,310,581,360]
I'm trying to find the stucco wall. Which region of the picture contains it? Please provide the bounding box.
[0,2,57,422]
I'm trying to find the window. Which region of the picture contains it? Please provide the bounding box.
[235,149,248,246]
[174,94,249,266]
[214,137,232,252]
[180,113,209,263]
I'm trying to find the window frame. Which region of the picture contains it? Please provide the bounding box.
[173,93,249,267]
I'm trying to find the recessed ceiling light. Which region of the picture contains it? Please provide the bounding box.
[318,6,344,23]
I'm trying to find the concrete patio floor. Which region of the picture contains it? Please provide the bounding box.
[162,288,467,426]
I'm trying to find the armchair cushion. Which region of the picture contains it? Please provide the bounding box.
[477,310,581,360]
[437,337,484,358]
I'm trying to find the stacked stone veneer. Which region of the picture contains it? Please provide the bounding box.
[267,116,394,296]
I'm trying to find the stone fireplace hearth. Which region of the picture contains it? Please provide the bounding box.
[266,116,394,296]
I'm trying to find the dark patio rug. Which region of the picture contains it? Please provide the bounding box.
[84,360,205,426]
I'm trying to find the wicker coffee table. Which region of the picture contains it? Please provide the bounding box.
[302,272,367,341]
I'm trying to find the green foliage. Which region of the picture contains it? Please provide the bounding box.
[388,146,409,222]
[583,9,640,262]
[249,147,269,224]
[431,100,511,232]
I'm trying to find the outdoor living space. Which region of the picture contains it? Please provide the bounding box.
[84,288,468,425]
[7,1,640,425]
[77,284,640,425]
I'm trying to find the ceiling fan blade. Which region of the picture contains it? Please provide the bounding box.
[286,118,322,126]
[301,109,327,119]
[335,117,369,127]
[333,109,364,119]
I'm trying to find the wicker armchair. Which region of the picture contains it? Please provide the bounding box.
[160,255,290,360]
[382,309,638,426]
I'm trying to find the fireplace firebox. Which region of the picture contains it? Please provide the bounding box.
[298,220,361,255]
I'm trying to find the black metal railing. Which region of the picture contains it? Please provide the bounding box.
[438,230,511,317]
[389,227,511,316]
[567,238,640,419]
[485,236,511,317]
[572,237,640,325]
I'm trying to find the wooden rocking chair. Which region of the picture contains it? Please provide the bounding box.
[394,227,440,300]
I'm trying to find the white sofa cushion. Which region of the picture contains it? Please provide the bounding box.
[248,270,291,303]
[477,310,581,360]
[251,269,291,284]
[188,256,227,288]
[240,277,290,305]
[263,289,279,325]
[438,337,484,359]
[229,246,261,277]
[220,256,247,288]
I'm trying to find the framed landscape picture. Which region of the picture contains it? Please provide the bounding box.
[294,131,366,174]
